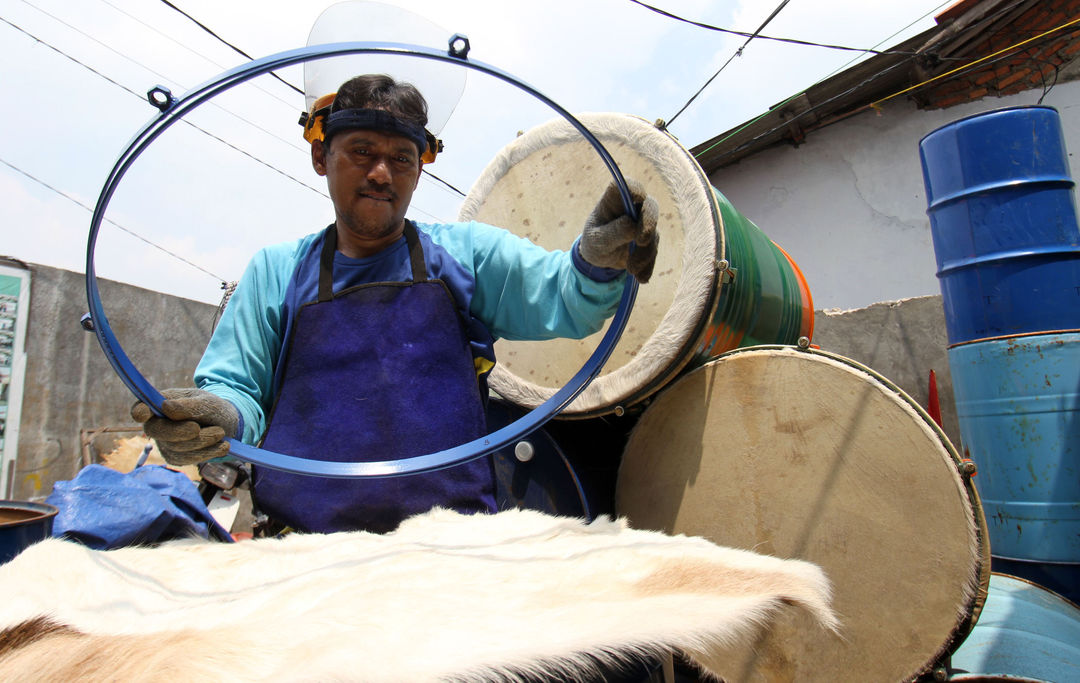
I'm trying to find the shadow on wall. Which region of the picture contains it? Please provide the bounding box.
[811,294,960,450]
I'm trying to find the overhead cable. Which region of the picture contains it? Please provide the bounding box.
[99,0,302,111]
[0,156,227,284]
[154,0,467,198]
[869,14,1080,110]
[665,0,792,127]
[630,0,958,58]
[692,0,1025,159]
[157,0,304,95]
[20,0,309,156]
[1,16,330,199]
[701,23,1078,168]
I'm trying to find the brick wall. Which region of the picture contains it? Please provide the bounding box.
[921,0,1080,108]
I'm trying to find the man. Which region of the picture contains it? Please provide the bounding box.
[133,74,658,535]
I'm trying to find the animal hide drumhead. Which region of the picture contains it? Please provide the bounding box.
[0,508,839,682]
[616,346,991,682]
[459,113,719,417]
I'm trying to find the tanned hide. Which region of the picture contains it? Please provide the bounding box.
[0,508,837,681]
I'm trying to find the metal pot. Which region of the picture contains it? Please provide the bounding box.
[0,500,58,564]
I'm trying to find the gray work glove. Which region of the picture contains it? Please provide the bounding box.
[579,180,660,283]
[131,388,239,466]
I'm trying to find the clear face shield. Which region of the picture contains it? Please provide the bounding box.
[299,1,466,164]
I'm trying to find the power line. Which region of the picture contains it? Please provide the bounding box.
[629,0,956,58]
[691,0,970,161]
[152,0,467,199]
[5,8,458,229]
[20,0,309,157]
[98,0,467,202]
[699,23,1075,169]
[3,15,456,228]
[703,57,914,166]
[99,0,302,112]
[0,155,226,284]
[665,0,793,127]
[1,16,330,199]
[869,14,1080,110]
[157,0,303,95]
[821,1,959,81]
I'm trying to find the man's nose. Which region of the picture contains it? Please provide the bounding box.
[366,156,392,184]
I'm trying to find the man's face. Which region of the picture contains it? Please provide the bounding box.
[312,128,422,256]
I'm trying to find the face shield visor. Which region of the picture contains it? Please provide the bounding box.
[298,1,465,164]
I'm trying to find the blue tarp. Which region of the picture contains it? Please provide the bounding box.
[46,464,233,549]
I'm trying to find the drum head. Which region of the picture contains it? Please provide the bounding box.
[616,347,990,681]
[460,113,720,416]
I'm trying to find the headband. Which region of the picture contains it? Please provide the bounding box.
[323,108,430,159]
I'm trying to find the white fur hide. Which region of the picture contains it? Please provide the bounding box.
[0,509,837,682]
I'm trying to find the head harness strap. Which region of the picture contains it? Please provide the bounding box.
[301,100,441,164]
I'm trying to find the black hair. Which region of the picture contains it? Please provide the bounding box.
[330,74,428,128]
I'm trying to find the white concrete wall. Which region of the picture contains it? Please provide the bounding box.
[707,82,1080,310]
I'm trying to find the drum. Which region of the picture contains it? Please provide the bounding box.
[486,399,591,519]
[919,106,1080,345]
[459,113,813,418]
[616,346,991,682]
[948,332,1080,603]
[949,573,1080,682]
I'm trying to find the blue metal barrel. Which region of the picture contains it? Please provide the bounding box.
[919,106,1080,346]
[949,573,1080,681]
[948,332,1080,601]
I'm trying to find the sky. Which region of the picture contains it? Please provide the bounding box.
[0,0,957,306]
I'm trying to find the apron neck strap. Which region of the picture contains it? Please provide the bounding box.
[318,221,429,302]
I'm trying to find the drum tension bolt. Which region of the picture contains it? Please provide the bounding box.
[716,260,736,284]
[960,459,977,477]
[514,441,535,463]
[797,336,811,350]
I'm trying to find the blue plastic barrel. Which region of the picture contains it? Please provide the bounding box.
[948,332,1080,599]
[949,573,1080,681]
[919,106,1080,346]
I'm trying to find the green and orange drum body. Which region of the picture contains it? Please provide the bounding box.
[460,113,812,417]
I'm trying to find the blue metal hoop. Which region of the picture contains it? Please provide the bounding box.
[86,40,639,478]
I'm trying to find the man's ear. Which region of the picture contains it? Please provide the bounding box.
[311,139,328,176]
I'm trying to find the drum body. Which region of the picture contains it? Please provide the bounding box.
[949,573,1080,682]
[948,332,1080,602]
[616,347,990,682]
[919,105,1080,345]
[459,113,812,417]
[486,399,591,519]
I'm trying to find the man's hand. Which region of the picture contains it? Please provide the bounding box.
[579,180,660,283]
[131,388,239,466]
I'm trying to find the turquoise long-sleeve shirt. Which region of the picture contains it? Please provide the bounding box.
[195,220,624,443]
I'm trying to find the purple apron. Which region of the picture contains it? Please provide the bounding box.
[253,223,495,533]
